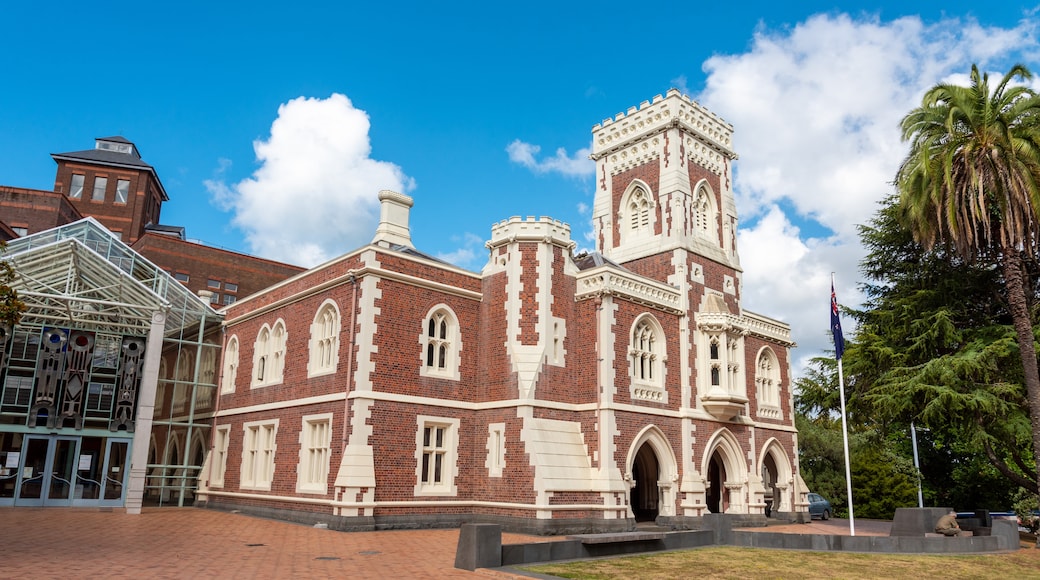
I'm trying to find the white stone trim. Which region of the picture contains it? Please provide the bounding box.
[414,415,460,496]
[486,423,506,478]
[216,392,346,417]
[576,266,683,314]
[628,313,667,404]
[418,304,462,381]
[250,319,287,388]
[307,299,340,378]
[754,346,782,420]
[210,424,231,488]
[225,244,480,319]
[221,335,238,394]
[591,89,735,164]
[240,418,279,491]
[296,413,334,494]
[353,251,381,393]
[744,310,794,346]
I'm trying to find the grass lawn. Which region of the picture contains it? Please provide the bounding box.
[521,544,1040,579]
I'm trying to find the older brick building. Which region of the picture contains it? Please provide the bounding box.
[199,90,806,533]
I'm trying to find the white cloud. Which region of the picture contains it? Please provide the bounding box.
[436,232,485,268]
[697,13,1039,373]
[205,94,413,267]
[506,139,595,177]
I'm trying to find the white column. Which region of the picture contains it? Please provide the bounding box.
[125,309,167,514]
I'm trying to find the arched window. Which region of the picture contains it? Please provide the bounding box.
[252,320,287,387]
[629,314,666,403]
[420,306,461,380]
[222,336,239,394]
[620,181,656,242]
[709,337,722,387]
[308,301,340,377]
[253,326,270,386]
[271,321,286,383]
[630,188,652,233]
[173,349,192,412]
[693,183,719,244]
[756,347,782,419]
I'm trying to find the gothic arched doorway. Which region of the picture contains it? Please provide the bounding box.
[707,452,726,513]
[630,442,660,522]
[762,454,779,517]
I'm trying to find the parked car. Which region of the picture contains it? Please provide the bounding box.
[807,493,831,520]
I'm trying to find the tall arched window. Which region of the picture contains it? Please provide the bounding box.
[252,320,287,387]
[693,183,719,244]
[755,347,782,419]
[420,306,461,380]
[253,326,271,387]
[308,301,340,377]
[629,314,666,403]
[271,321,287,383]
[222,336,239,393]
[629,188,652,233]
[621,182,656,242]
[709,337,722,387]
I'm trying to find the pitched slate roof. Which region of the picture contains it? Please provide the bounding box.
[51,137,169,201]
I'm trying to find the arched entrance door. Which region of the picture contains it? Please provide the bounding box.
[762,454,779,517]
[630,442,660,522]
[706,452,726,513]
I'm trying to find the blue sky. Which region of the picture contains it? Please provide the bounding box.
[3,1,1040,374]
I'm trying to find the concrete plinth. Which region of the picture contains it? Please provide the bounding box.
[454,523,502,571]
[890,507,952,536]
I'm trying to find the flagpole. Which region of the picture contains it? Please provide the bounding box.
[832,273,855,536]
[836,355,855,536]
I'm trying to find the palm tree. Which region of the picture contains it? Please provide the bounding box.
[896,64,1040,521]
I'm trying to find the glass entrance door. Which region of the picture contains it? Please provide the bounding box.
[101,439,129,505]
[12,436,131,507]
[15,436,77,506]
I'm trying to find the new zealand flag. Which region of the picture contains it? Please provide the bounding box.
[831,282,845,360]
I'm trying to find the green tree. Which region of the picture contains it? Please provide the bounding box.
[851,197,1035,496]
[795,358,919,519]
[849,438,919,519]
[895,64,1040,524]
[795,412,851,515]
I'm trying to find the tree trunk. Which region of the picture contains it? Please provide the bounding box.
[1001,251,1040,547]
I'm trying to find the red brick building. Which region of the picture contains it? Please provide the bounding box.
[199,90,806,533]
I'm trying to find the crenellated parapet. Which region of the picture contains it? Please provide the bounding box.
[486,216,576,252]
[590,88,736,176]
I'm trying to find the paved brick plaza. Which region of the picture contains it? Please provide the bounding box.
[1,507,541,578]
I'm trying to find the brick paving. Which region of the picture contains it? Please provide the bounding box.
[0,507,548,579]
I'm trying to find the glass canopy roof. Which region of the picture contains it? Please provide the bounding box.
[3,217,220,334]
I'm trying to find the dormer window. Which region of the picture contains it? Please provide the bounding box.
[95,139,136,156]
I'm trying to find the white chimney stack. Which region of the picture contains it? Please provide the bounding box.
[371,190,414,248]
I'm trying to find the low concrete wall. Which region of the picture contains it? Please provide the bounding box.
[499,530,715,567]
[731,519,1019,554]
[477,518,1022,570]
